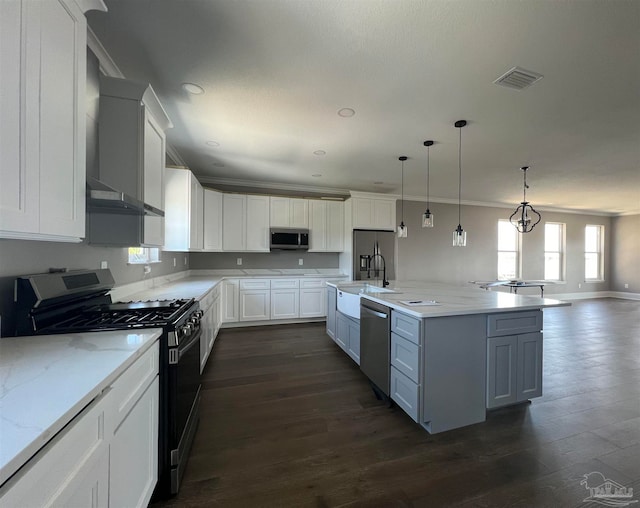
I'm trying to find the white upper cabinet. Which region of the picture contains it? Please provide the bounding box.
[309,200,344,252]
[0,0,106,242]
[164,168,204,251]
[223,194,269,252]
[350,193,396,230]
[269,197,309,228]
[203,188,223,251]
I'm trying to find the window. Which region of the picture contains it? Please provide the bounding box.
[544,223,565,281]
[128,247,160,265]
[497,220,519,280]
[585,225,604,281]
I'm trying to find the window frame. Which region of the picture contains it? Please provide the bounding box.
[127,247,161,265]
[497,219,521,281]
[544,222,565,282]
[584,224,605,282]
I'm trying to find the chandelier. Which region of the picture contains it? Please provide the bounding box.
[509,166,541,233]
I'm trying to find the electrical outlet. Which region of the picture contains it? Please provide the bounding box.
[173,257,177,267]
[237,257,242,266]
[625,283,629,289]
[184,256,188,266]
[100,261,108,269]
[578,283,582,289]
[144,265,151,274]
[298,258,303,266]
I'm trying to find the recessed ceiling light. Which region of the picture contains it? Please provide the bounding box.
[337,108,355,117]
[182,82,205,95]
[312,174,322,178]
[212,162,225,167]
[206,140,219,147]
[374,181,384,185]
[313,150,326,156]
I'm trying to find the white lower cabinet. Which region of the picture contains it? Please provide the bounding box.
[326,286,337,339]
[199,285,221,373]
[271,279,300,320]
[221,279,240,323]
[240,279,271,322]
[336,311,360,364]
[0,342,159,508]
[299,279,326,318]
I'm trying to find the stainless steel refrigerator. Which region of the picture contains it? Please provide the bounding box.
[352,229,396,283]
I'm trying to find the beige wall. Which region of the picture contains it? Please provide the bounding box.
[395,200,612,296]
[611,214,640,293]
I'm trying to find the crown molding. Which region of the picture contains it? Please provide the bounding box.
[87,26,124,78]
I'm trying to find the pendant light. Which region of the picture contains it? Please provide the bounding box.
[509,166,541,233]
[422,140,434,228]
[453,120,467,247]
[397,156,408,238]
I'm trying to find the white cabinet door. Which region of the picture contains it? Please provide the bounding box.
[308,200,327,251]
[290,198,309,228]
[352,198,374,229]
[245,195,270,251]
[269,196,290,227]
[143,110,166,246]
[222,279,240,322]
[271,289,299,319]
[326,201,344,251]
[0,0,38,235]
[240,290,271,321]
[222,194,246,251]
[189,173,204,250]
[1,0,92,241]
[299,288,326,318]
[110,377,159,508]
[204,189,223,251]
[373,199,395,230]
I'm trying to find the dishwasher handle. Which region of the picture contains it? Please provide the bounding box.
[361,306,388,319]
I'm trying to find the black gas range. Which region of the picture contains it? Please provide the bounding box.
[12,268,201,498]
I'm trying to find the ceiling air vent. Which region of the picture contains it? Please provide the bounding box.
[494,66,543,90]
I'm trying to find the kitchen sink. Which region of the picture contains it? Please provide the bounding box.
[336,284,398,319]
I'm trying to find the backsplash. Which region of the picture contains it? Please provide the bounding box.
[189,251,339,270]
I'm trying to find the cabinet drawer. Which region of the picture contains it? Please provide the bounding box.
[487,311,542,337]
[110,342,159,430]
[391,311,421,344]
[390,367,419,422]
[300,278,325,288]
[240,279,271,290]
[0,389,110,507]
[391,332,420,383]
[270,278,299,289]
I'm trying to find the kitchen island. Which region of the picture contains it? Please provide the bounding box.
[327,281,569,433]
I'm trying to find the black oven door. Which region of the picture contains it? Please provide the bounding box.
[168,325,201,493]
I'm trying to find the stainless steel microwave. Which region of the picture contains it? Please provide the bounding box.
[270,229,309,250]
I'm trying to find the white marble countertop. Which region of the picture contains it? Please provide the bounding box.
[328,280,568,318]
[114,270,348,303]
[0,329,162,486]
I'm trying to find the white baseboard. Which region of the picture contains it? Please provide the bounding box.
[552,291,640,301]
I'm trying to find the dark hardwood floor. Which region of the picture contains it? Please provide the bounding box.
[152,299,640,507]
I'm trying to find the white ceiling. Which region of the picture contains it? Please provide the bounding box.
[87,0,640,215]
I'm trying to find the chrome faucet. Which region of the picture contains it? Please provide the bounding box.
[367,251,389,287]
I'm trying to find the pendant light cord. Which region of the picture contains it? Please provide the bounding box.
[458,126,462,225]
[523,168,528,202]
[401,159,405,222]
[426,145,430,210]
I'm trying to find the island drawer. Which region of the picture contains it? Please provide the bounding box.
[390,366,419,422]
[487,310,543,337]
[391,332,420,383]
[391,311,421,344]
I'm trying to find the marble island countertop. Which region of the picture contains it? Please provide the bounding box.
[0,329,162,486]
[328,280,569,318]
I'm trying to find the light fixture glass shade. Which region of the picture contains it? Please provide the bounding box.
[453,224,467,247]
[422,210,434,228]
[397,223,408,238]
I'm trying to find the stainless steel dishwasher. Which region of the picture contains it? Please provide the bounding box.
[360,298,391,398]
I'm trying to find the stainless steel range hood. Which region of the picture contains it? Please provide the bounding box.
[86,177,164,216]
